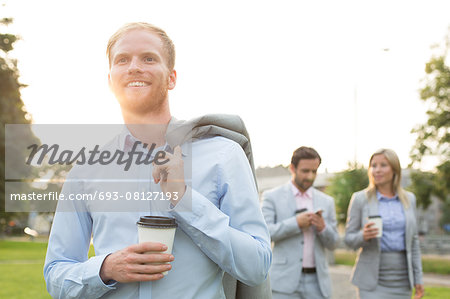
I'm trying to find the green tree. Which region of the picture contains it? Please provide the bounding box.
[325,163,368,224]
[410,29,450,208]
[440,198,450,232]
[407,170,435,209]
[0,17,38,234]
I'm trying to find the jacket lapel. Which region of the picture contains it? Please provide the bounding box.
[367,193,379,216]
[367,192,380,250]
[283,182,297,216]
[311,188,321,238]
[311,188,321,212]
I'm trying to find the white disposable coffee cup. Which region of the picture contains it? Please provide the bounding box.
[368,215,382,238]
[137,216,177,275]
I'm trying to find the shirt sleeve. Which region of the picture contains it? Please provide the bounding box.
[169,141,272,286]
[44,178,116,299]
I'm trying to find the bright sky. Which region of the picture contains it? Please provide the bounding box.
[3,0,449,172]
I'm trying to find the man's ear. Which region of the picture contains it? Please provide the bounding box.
[168,70,177,90]
[289,163,296,174]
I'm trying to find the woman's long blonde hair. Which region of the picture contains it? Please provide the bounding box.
[365,148,409,208]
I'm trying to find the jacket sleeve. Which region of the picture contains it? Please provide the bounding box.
[410,193,424,285]
[261,191,302,243]
[344,193,367,250]
[169,142,272,286]
[316,197,340,250]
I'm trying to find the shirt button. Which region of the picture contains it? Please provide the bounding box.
[300,258,303,262]
[301,241,304,244]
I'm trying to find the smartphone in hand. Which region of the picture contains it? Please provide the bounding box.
[314,208,324,216]
[295,208,307,214]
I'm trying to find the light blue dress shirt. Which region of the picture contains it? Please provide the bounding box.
[377,191,406,252]
[44,134,272,299]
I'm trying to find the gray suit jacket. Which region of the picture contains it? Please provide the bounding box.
[166,114,271,299]
[166,114,257,187]
[344,190,423,290]
[261,182,340,297]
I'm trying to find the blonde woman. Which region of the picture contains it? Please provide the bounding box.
[344,149,424,299]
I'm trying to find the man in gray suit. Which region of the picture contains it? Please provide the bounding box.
[262,146,339,299]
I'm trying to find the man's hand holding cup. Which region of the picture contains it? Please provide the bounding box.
[100,242,174,283]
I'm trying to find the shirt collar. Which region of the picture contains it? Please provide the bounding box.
[118,126,136,151]
[118,126,186,156]
[290,181,312,199]
[376,191,398,202]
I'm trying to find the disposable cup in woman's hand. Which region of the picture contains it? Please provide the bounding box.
[363,221,379,241]
[368,215,382,238]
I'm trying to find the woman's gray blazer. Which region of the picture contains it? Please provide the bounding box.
[344,190,423,290]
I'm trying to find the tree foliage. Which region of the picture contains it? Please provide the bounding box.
[407,170,435,209]
[0,18,38,234]
[325,163,368,224]
[440,197,450,231]
[410,29,450,206]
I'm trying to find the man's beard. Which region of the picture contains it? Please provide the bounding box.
[294,177,313,192]
[120,82,169,115]
[148,83,169,114]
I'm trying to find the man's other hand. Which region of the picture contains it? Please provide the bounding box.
[152,146,186,206]
[310,212,326,232]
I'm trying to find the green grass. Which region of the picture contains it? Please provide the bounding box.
[420,257,450,275]
[0,241,449,298]
[334,250,357,266]
[0,240,48,261]
[335,251,450,275]
[0,263,51,299]
[422,287,450,298]
[0,240,95,298]
[334,251,450,297]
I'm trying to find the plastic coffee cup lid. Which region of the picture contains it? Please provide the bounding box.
[137,216,178,228]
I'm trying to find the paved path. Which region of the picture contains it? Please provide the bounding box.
[330,265,357,299]
[329,264,450,299]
